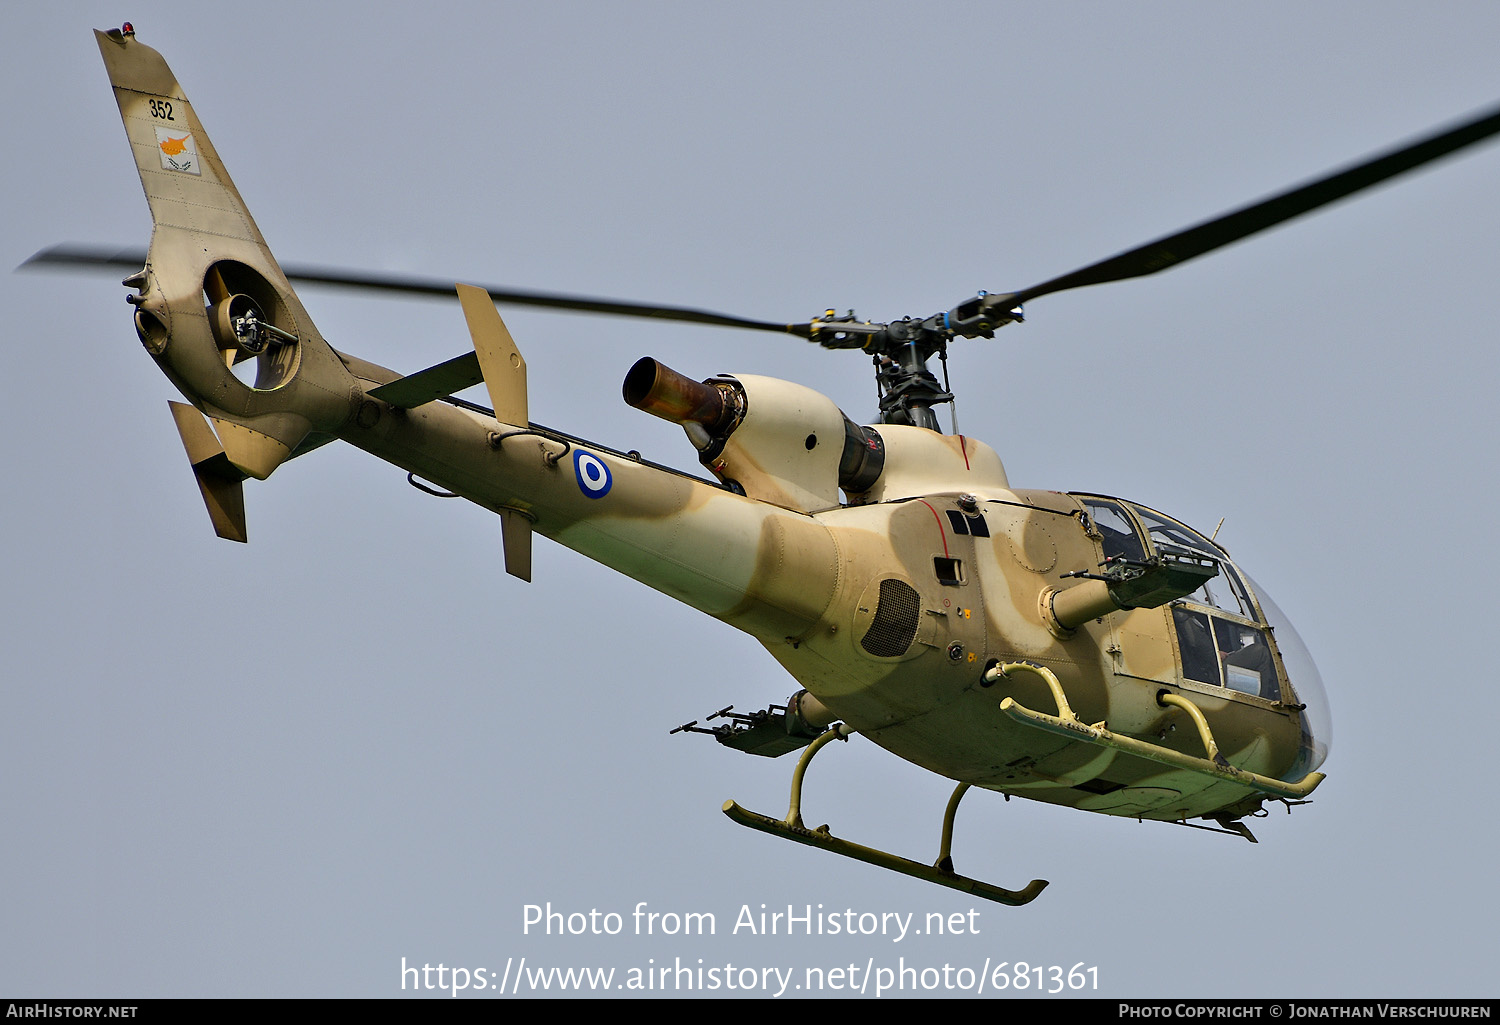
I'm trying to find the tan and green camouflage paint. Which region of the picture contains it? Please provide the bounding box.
[99,28,1312,833]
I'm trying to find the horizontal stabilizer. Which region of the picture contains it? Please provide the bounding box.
[365,286,530,419]
[168,401,248,542]
[367,352,482,409]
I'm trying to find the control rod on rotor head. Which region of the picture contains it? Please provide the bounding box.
[799,293,1024,432]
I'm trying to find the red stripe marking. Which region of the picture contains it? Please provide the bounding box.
[918,499,950,557]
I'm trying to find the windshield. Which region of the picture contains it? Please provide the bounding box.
[1245,573,1331,778]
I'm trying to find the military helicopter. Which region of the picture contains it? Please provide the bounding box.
[28,24,1500,906]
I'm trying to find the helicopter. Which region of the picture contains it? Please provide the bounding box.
[28,24,1500,908]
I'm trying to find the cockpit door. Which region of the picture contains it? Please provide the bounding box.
[1076,497,1177,685]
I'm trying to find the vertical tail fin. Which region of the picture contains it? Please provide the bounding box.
[95,25,275,259]
[96,25,356,509]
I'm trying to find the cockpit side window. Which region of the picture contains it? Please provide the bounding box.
[1080,498,1146,564]
[1219,618,1280,702]
[1171,606,1281,702]
[1173,607,1219,686]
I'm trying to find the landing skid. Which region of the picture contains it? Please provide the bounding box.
[723,727,1048,907]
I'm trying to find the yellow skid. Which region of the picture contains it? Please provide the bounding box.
[989,662,1326,803]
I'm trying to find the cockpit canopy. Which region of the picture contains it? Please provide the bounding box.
[1074,495,1330,777]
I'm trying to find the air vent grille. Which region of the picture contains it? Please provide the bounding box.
[860,578,920,657]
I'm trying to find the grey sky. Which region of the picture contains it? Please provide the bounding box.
[4,0,1498,999]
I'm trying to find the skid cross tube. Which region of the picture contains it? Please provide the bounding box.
[988,662,1325,802]
[723,725,1049,907]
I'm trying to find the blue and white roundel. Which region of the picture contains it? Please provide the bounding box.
[573,449,613,499]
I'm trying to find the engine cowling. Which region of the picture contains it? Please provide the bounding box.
[624,357,883,513]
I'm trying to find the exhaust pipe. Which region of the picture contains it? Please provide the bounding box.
[622,357,739,435]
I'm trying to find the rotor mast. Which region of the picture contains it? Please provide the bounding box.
[797,294,1025,432]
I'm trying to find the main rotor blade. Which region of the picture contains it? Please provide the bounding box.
[21,244,797,334]
[1009,101,1500,306]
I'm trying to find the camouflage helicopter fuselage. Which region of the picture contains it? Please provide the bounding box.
[93,27,1327,898]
